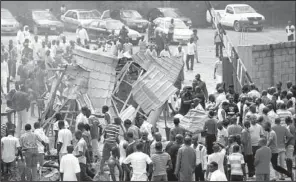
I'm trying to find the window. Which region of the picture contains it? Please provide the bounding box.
[32,11,57,21]
[65,11,74,18]
[78,11,100,19]
[165,19,187,29]
[234,6,256,14]
[226,7,234,14]
[73,12,78,19]
[90,21,100,27]
[121,10,142,19]
[1,10,14,19]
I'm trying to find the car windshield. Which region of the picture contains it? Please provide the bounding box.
[79,11,100,19]
[121,10,142,18]
[234,6,256,14]
[106,20,124,30]
[162,9,181,18]
[91,10,101,17]
[1,10,14,19]
[33,11,57,20]
[165,19,187,29]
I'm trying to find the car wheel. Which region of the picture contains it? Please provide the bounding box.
[256,27,263,32]
[33,25,39,35]
[233,21,242,32]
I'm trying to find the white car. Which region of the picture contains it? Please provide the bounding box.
[206,4,265,32]
[153,17,193,44]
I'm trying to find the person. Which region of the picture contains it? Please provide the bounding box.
[254,138,272,181]
[53,113,69,148]
[193,86,206,109]
[286,117,295,176]
[124,119,140,141]
[100,118,121,174]
[123,142,153,181]
[33,122,49,167]
[145,45,157,58]
[125,131,137,157]
[139,131,151,156]
[57,120,73,162]
[37,41,47,61]
[77,123,93,165]
[75,106,88,131]
[60,145,80,181]
[191,134,207,181]
[169,118,186,142]
[217,121,228,147]
[31,35,40,61]
[16,25,24,55]
[97,105,112,128]
[206,142,226,179]
[272,117,294,180]
[192,74,208,101]
[214,30,223,58]
[150,132,163,156]
[227,118,242,136]
[213,57,223,83]
[151,142,172,181]
[60,4,66,15]
[286,20,295,41]
[227,145,246,181]
[23,26,31,43]
[1,129,23,177]
[248,83,261,99]
[240,121,253,178]
[203,110,218,154]
[191,29,199,63]
[73,130,93,181]
[21,39,33,64]
[139,116,153,141]
[186,38,196,71]
[123,38,133,56]
[225,95,239,119]
[20,124,46,181]
[277,103,293,126]
[1,51,9,94]
[76,24,89,46]
[208,161,227,181]
[165,134,183,181]
[147,17,155,41]
[264,121,293,181]
[159,44,171,58]
[119,26,129,44]
[108,146,123,181]
[155,30,164,56]
[8,40,17,82]
[167,19,175,44]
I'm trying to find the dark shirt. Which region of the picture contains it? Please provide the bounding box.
[139,139,152,156]
[203,117,218,135]
[170,126,186,141]
[192,80,208,100]
[7,90,30,112]
[287,124,296,146]
[179,92,193,116]
[165,142,182,170]
[225,103,239,117]
[193,92,206,109]
[126,141,137,156]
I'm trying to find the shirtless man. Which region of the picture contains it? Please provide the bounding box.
[108,146,123,181]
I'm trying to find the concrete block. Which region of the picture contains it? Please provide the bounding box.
[253,51,260,59]
[283,62,289,69]
[266,51,272,57]
[289,61,295,68]
[274,49,283,56]
[282,74,289,82]
[289,74,295,82]
[263,57,271,63]
[288,48,296,55]
[259,72,265,77]
[259,51,265,58]
[264,71,270,77]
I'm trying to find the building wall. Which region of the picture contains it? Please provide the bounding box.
[237,41,296,91]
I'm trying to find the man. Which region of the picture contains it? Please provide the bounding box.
[53,113,69,148]
[73,130,92,181]
[167,19,175,44]
[76,24,89,46]
[21,39,33,63]
[286,117,295,176]
[191,134,207,181]
[151,142,172,181]
[214,30,223,58]
[203,110,218,154]
[16,25,24,55]
[165,134,183,181]
[155,31,164,56]
[75,106,88,131]
[277,103,293,126]
[217,121,228,147]
[186,38,196,71]
[60,4,66,15]
[126,131,137,157]
[119,26,129,44]
[124,119,140,141]
[208,161,227,181]
[227,118,242,136]
[264,121,293,181]
[100,118,121,174]
[206,142,226,179]
[227,145,246,181]
[31,35,41,61]
[241,121,254,178]
[60,145,80,181]
[1,129,22,178]
[272,117,294,180]
[213,57,222,84]
[57,120,73,162]
[123,38,133,56]
[192,74,208,101]
[123,142,153,181]
[225,95,239,119]
[77,123,92,164]
[254,138,272,181]
[1,48,9,94]
[191,29,199,63]
[20,124,46,181]
[97,105,112,127]
[248,83,261,99]
[159,44,171,58]
[37,41,47,61]
[150,132,164,156]
[286,20,295,41]
[169,118,186,142]
[8,40,17,82]
[174,136,196,181]
[33,122,49,167]
[108,146,123,181]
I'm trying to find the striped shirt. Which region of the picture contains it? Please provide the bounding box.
[151,152,171,176]
[227,153,245,176]
[1,135,20,163]
[277,109,292,126]
[104,124,120,143]
[1,124,7,138]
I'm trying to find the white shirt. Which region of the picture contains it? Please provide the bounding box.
[207,149,226,173]
[175,50,184,62]
[31,41,41,59]
[248,90,261,99]
[60,153,80,181]
[286,25,295,36]
[249,124,264,146]
[159,50,171,58]
[75,113,88,131]
[140,121,153,141]
[58,128,73,154]
[191,144,207,170]
[16,30,25,44]
[119,140,128,165]
[214,60,222,76]
[215,93,227,108]
[1,61,9,81]
[76,28,89,43]
[34,128,49,154]
[53,120,70,131]
[1,135,20,163]
[123,151,152,175]
[217,128,228,146]
[187,42,196,55]
[210,169,228,181]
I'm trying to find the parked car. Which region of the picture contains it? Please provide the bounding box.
[147,8,192,28]
[153,17,193,44]
[84,18,143,45]
[1,8,20,35]
[101,9,149,33]
[16,9,64,35]
[61,9,101,31]
[206,4,265,32]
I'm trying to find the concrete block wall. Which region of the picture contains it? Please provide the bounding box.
[237,41,296,91]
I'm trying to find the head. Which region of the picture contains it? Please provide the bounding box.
[242,85,249,93]
[217,87,224,94]
[155,142,163,152]
[275,117,281,125]
[258,138,267,147]
[34,121,41,129]
[153,132,162,142]
[25,124,32,131]
[209,94,216,102]
[287,81,293,89]
[213,144,220,153]
[164,44,169,51]
[217,121,223,130]
[277,81,282,89]
[262,107,270,115]
[114,117,122,125]
[77,122,85,131]
[141,131,148,140]
[244,121,251,129]
[7,129,15,136]
[280,103,287,110]
[287,92,293,100]
[102,105,109,113]
[136,142,144,152]
[47,42,51,48]
[195,74,201,81]
[221,101,228,110]
[81,106,88,115]
[75,130,82,140]
[233,144,240,153]
[175,134,184,144]
[173,118,180,126]
[126,131,134,141]
[255,98,262,105]
[189,37,193,43]
[78,24,82,30]
[263,121,271,131]
[249,104,257,113]
[193,29,197,35]
[171,19,174,23]
[41,41,46,48]
[209,161,219,173]
[124,119,132,129]
[250,115,257,125]
[55,113,63,121]
[58,120,65,129]
[228,135,235,144]
[8,39,13,47]
[184,136,192,146]
[191,134,199,145]
[67,145,74,154]
[208,110,215,118]
[228,95,234,103]
[288,20,292,26]
[261,90,267,96]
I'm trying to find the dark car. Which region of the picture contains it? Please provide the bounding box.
[147,8,192,28]
[103,9,149,33]
[17,9,64,35]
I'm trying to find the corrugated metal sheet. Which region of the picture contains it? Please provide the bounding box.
[72,46,119,113]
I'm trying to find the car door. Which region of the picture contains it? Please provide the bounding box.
[87,21,101,41]
[223,6,235,26]
[71,12,80,30]
[101,10,110,20]
[62,11,74,30]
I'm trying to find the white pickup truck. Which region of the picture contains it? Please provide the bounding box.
[206,4,265,32]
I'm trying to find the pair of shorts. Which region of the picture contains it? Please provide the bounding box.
[102,142,118,161]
